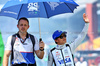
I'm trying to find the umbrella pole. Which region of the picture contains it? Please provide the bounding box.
[38,18,42,41]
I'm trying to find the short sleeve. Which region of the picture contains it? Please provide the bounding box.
[5,36,12,51]
[34,36,39,51]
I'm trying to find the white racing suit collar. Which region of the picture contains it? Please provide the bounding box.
[56,44,66,49]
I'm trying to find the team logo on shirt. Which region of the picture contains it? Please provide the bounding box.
[64,49,68,55]
[56,51,60,56]
[58,58,71,64]
[28,38,32,43]
[56,51,61,59]
[15,37,20,46]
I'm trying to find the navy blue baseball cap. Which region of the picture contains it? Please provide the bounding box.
[52,30,67,40]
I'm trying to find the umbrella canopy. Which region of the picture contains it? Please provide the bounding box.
[0,0,79,19]
[0,0,79,40]
[1,0,78,9]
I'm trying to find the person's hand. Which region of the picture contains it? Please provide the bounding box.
[39,41,45,51]
[83,13,89,23]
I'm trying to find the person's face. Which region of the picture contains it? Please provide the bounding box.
[80,57,83,62]
[55,33,66,45]
[17,19,29,34]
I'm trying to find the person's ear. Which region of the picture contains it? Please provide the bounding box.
[55,39,58,43]
[17,24,19,28]
[27,25,30,29]
[28,25,30,28]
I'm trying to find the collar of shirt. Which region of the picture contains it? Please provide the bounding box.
[16,32,29,39]
[56,44,66,49]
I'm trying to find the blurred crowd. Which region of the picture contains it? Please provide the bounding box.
[74,56,97,66]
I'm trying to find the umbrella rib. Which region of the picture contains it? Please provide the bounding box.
[43,2,49,18]
[64,3,73,13]
[17,4,24,19]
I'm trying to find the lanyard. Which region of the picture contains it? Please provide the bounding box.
[20,38,27,44]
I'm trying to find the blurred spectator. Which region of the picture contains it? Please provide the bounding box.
[74,57,80,66]
[90,63,96,66]
[80,57,88,66]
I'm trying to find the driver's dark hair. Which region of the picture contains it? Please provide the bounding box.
[55,38,58,44]
[18,17,29,25]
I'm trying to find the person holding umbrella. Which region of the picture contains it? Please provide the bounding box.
[48,13,90,66]
[3,17,45,66]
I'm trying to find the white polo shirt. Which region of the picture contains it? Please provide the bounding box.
[5,33,39,64]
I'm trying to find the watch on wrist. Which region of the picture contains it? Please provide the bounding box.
[39,47,44,51]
